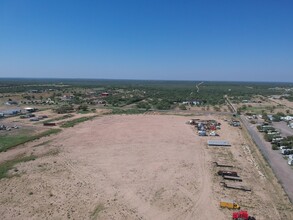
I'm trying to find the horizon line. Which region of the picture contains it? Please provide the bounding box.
[0,77,293,84]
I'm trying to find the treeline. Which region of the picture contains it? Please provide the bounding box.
[1,78,293,110]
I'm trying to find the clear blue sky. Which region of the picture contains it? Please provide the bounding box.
[0,0,293,82]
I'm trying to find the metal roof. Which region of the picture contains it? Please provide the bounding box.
[208,140,231,146]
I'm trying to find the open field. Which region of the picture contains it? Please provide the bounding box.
[270,98,293,113]
[0,128,61,152]
[0,114,292,219]
[234,97,289,115]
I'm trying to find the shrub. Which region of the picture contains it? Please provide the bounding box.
[179,105,187,110]
[264,134,273,142]
[54,105,74,114]
[272,144,279,150]
[155,101,171,110]
[0,155,37,179]
[137,102,151,110]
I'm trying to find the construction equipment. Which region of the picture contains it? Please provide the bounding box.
[220,199,240,209]
[213,162,233,168]
[220,182,251,191]
[232,210,255,220]
[218,170,238,177]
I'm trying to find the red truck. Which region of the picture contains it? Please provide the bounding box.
[232,210,255,220]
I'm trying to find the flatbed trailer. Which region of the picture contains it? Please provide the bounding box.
[223,175,242,182]
[220,182,251,191]
[213,162,234,168]
[43,122,57,126]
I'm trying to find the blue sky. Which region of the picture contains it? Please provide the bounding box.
[0,0,293,81]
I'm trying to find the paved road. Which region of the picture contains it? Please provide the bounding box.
[273,121,293,137]
[241,115,293,202]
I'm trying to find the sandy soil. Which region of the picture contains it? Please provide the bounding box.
[0,114,292,220]
[270,98,293,113]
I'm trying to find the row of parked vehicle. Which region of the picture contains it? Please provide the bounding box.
[20,114,48,121]
[188,119,221,136]
[215,166,255,219]
[0,124,19,131]
[258,123,293,165]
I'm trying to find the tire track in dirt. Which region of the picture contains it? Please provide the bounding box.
[117,187,169,220]
[181,138,225,220]
[182,142,208,220]
[58,153,90,185]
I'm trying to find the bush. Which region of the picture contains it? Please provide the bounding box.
[264,134,273,142]
[155,101,171,110]
[78,104,89,111]
[0,155,37,179]
[272,144,279,150]
[109,108,147,115]
[54,105,74,114]
[136,102,151,110]
[179,105,187,110]
[61,116,96,128]
[214,106,221,112]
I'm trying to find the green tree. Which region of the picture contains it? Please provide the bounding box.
[179,104,187,110]
[137,102,151,110]
[54,105,74,114]
[156,101,171,110]
[78,104,89,111]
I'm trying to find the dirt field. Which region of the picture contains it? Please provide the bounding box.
[270,98,293,113]
[0,114,292,219]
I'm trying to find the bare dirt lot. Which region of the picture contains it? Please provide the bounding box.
[273,121,293,137]
[270,98,293,113]
[0,114,292,220]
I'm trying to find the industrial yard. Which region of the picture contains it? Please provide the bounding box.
[0,114,292,219]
